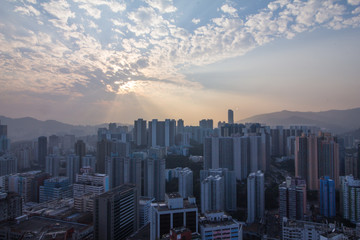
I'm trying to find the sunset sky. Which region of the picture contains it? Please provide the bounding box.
[1,0,360,125]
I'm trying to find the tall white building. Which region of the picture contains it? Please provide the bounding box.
[201,168,236,212]
[73,172,109,212]
[247,171,264,223]
[178,168,193,198]
[201,175,224,213]
[340,175,360,223]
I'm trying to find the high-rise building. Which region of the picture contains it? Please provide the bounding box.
[357,144,360,178]
[165,119,176,147]
[82,154,96,171]
[97,139,129,174]
[295,133,339,190]
[144,158,165,201]
[199,212,243,240]
[73,171,109,198]
[48,135,60,154]
[0,192,22,222]
[177,119,184,134]
[247,171,264,223]
[0,121,10,154]
[94,184,138,240]
[319,176,336,218]
[96,139,112,173]
[233,136,250,180]
[66,154,80,184]
[178,168,193,198]
[45,154,63,177]
[139,196,154,228]
[228,109,234,124]
[201,175,224,213]
[279,177,307,221]
[150,193,198,240]
[63,134,75,153]
[39,177,73,203]
[106,156,126,189]
[134,118,147,147]
[318,134,339,188]
[75,140,86,166]
[7,171,50,203]
[0,154,17,177]
[205,135,269,180]
[200,168,236,212]
[38,136,47,168]
[340,175,360,223]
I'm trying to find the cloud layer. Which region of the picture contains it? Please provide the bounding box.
[0,0,360,123]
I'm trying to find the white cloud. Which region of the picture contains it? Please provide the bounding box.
[220,4,238,17]
[78,4,102,19]
[144,0,176,13]
[14,5,40,16]
[348,0,360,6]
[192,18,200,24]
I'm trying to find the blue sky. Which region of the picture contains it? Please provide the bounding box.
[0,0,360,125]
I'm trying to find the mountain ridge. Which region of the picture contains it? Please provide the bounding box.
[239,107,360,134]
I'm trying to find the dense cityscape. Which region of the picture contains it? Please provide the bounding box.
[1,109,360,240]
[1,0,360,239]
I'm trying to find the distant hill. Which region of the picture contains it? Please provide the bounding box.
[0,116,111,141]
[239,108,360,134]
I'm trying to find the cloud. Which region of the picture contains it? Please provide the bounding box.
[220,4,238,17]
[14,5,40,16]
[144,0,176,13]
[348,0,360,6]
[1,0,360,103]
[192,18,200,24]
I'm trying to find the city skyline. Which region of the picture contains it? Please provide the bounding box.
[1,0,360,125]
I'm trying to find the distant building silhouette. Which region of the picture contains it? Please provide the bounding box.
[38,136,47,168]
[228,109,234,124]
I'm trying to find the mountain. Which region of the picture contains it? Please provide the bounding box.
[0,116,109,141]
[239,108,360,134]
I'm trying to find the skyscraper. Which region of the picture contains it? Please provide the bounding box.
[201,168,236,212]
[94,184,138,240]
[134,118,147,147]
[201,175,224,213]
[319,176,336,218]
[106,156,125,189]
[340,175,360,223]
[247,171,264,223]
[178,168,193,198]
[228,109,234,124]
[75,140,86,166]
[278,177,307,221]
[144,158,165,201]
[38,136,47,168]
[0,154,17,176]
[0,120,10,154]
[45,154,63,177]
[165,119,176,147]
[66,154,80,184]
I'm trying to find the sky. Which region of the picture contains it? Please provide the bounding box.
[0,0,360,125]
